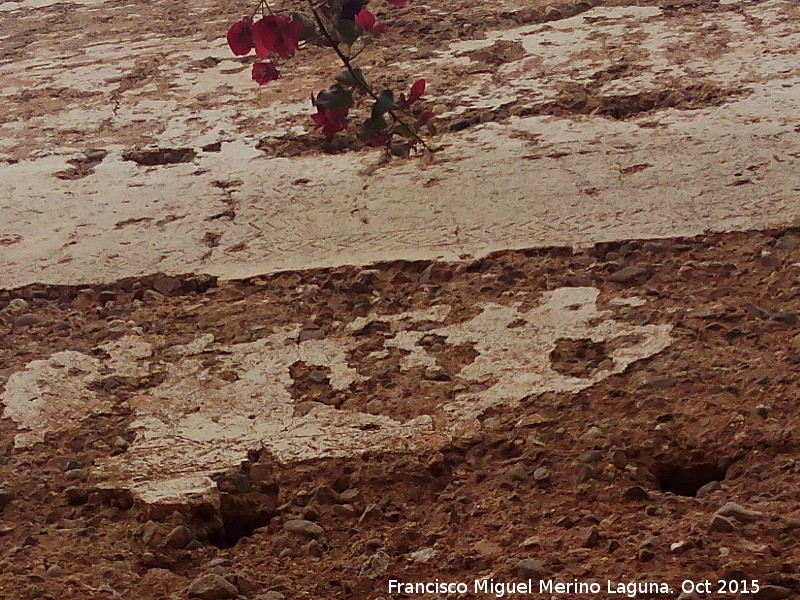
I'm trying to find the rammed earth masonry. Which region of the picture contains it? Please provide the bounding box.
[388,579,676,597]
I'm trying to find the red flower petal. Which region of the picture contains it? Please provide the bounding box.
[354,9,376,32]
[252,62,280,85]
[368,132,390,147]
[386,0,407,5]
[226,18,254,56]
[284,19,306,55]
[409,78,426,102]
[251,18,276,59]
[252,15,305,59]
[311,106,350,138]
[415,110,434,126]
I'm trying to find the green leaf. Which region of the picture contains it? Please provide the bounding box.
[335,68,368,89]
[292,12,318,41]
[356,115,387,142]
[390,142,412,157]
[314,84,354,111]
[336,18,362,46]
[371,90,396,120]
[392,121,417,138]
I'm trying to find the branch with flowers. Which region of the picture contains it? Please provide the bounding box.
[226,0,436,158]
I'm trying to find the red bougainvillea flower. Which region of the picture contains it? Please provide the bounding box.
[252,15,305,59]
[415,109,434,126]
[354,9,377,31]
[386,0,407,6]
[252,61,280,85]
[409,78,426,102]
[399,79,426,107]
[227,16,254,56]
[312,106,350,138]
[368,132,390,147]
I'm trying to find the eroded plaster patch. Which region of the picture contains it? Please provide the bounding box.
[2,336,153,448]
[1,288,671,503]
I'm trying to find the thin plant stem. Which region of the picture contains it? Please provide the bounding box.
[250,0,272,20]
[307,0,434,152]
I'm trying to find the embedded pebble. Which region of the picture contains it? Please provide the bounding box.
[294,401,325,417]
[709,514,736,533]
[187,573,238,599]
[474,539,503,559]
[624,486,650,501]
[696,480,721,497]
[233,572,258,594]
[332,504,358,517]
[0,486,15,509]
[248,463,272,482]
[46,564,64,577]
[308,369,330,384]
[408,547,437,563]
[583,426,604,439]
[64,469,84,481]
[509,466,529,482]
[744,304,770,319]
[314,485,339,504]
[359,504,383,523]
[582,527,600,548]
[449,118,472,132]
[715,502,764,523]
[152,275,181,295]
[533,467,550,482]
[544,5,562,19]
[297,327,324,342]
[65,487,89,506]
[579,450,603,463]
[516,558,545,579]
[359,549,391,578]
[60,459,80,472]
[775,234,799,250]
[754,585,793,600]
[13,313,45,327]
[646,376,678,389]
[142,290,165,303]
[338,488,360,503]
[283,519,324,538]
[638,549,655,562]
[203,558,232,570]
[1,298,29,314]
[216,473,250,494]
[165,525,195,549]
[256,593,286,600]
[643,241,671,253]
[610,450,628,469]
[520,536,543,549]
[608,265,645,283]
[772,311,798,325]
